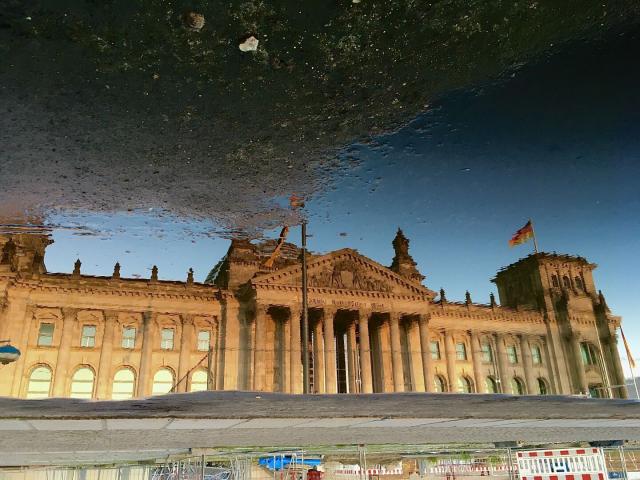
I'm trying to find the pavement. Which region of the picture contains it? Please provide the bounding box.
[0,391,639,467]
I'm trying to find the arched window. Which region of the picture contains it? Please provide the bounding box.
[26,365,53,399]
[551,275,559,287]
[70,367,95,399]
[458,376,474,393]
[485,376,498,394]
[574,276,584,291]
[152,368,175,395]
[562,276,571,288]
[511,377,525,395]
[190,370,208,392]
[537,378,549,395]
[433,375,447,393]
[112,368,136,400]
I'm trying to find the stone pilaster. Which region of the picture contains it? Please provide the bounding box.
[520,335,535,395]
[289,306,302,394]
[610,334,628,399]
[570,332,589,395]
[177,314,194,393]
[96,311,118,399]
[495,333,509,394]
[444,330,456,392]
[323,307,337,394]
[222,301,241,390]
[389,312,404,392]
[52,308,78,397]
[9,303,35,397]
[358,310,373,394]
[137,312,155,397]
[209,318,219,390]
[418,314,433,392]
[470,332,484,393]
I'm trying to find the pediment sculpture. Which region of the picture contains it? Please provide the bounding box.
[308,259,392,293]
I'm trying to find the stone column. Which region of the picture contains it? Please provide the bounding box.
[570,332,589,395]
[52,308,78,397]
[495,334,509,394]
[444,330,456,392]
[358,310,373,393]
[177,315,194,393]
[253,305,269,392]
[347,319,357,393]
[137,312,155,397]
[389,312,405,392]
[313,317,325,393]
[470,332,484,393]
[282,314,290,393]
[418,314,433,392]
[380,320,394,392]
[289,306,302,394]
[323,307,337,394]
[96,311,118,399]
[520,335,535,395]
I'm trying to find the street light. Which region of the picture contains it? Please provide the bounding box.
[0,340,20,365]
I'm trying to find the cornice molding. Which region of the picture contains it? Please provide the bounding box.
[9,276,220,302]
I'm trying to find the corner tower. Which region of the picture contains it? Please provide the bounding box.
[0,232,52,277]
[492,253,626,398]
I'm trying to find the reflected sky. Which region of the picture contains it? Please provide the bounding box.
[41,26,640,370]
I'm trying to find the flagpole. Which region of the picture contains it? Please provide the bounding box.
[301,221,310,394]
[629,360,640,399]
[621,327,640,398]
[529,218,539,254]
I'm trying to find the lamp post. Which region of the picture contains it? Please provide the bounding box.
[0,340,20,365]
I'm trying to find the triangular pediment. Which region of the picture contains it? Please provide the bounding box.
[251,249,434,298]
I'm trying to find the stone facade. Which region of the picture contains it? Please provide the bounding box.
[0,229,626,399]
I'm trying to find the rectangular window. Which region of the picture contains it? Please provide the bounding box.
[481,343,493,362]
[531,345,542,364]
[581,342,597,365]
[161,328,174,350]
[430,341,441,360]
[37,323,54,347]
[455,342,467,361]
[122,327,136,349]
[197,330,211,351]
[507,345,518,364]
[81,325,97,347]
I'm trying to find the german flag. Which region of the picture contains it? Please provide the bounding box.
[509,220,534,247]
[263,226,289,268]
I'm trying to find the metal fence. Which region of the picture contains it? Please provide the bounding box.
[2,447,640,480]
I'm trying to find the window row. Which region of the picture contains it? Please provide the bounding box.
[551,274,585,291]
[428,339,543,365]
[25,365,211,399]
[432,374,549,395]
[37,323,213,351]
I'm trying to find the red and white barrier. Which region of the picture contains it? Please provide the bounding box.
[517,448,608,480]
